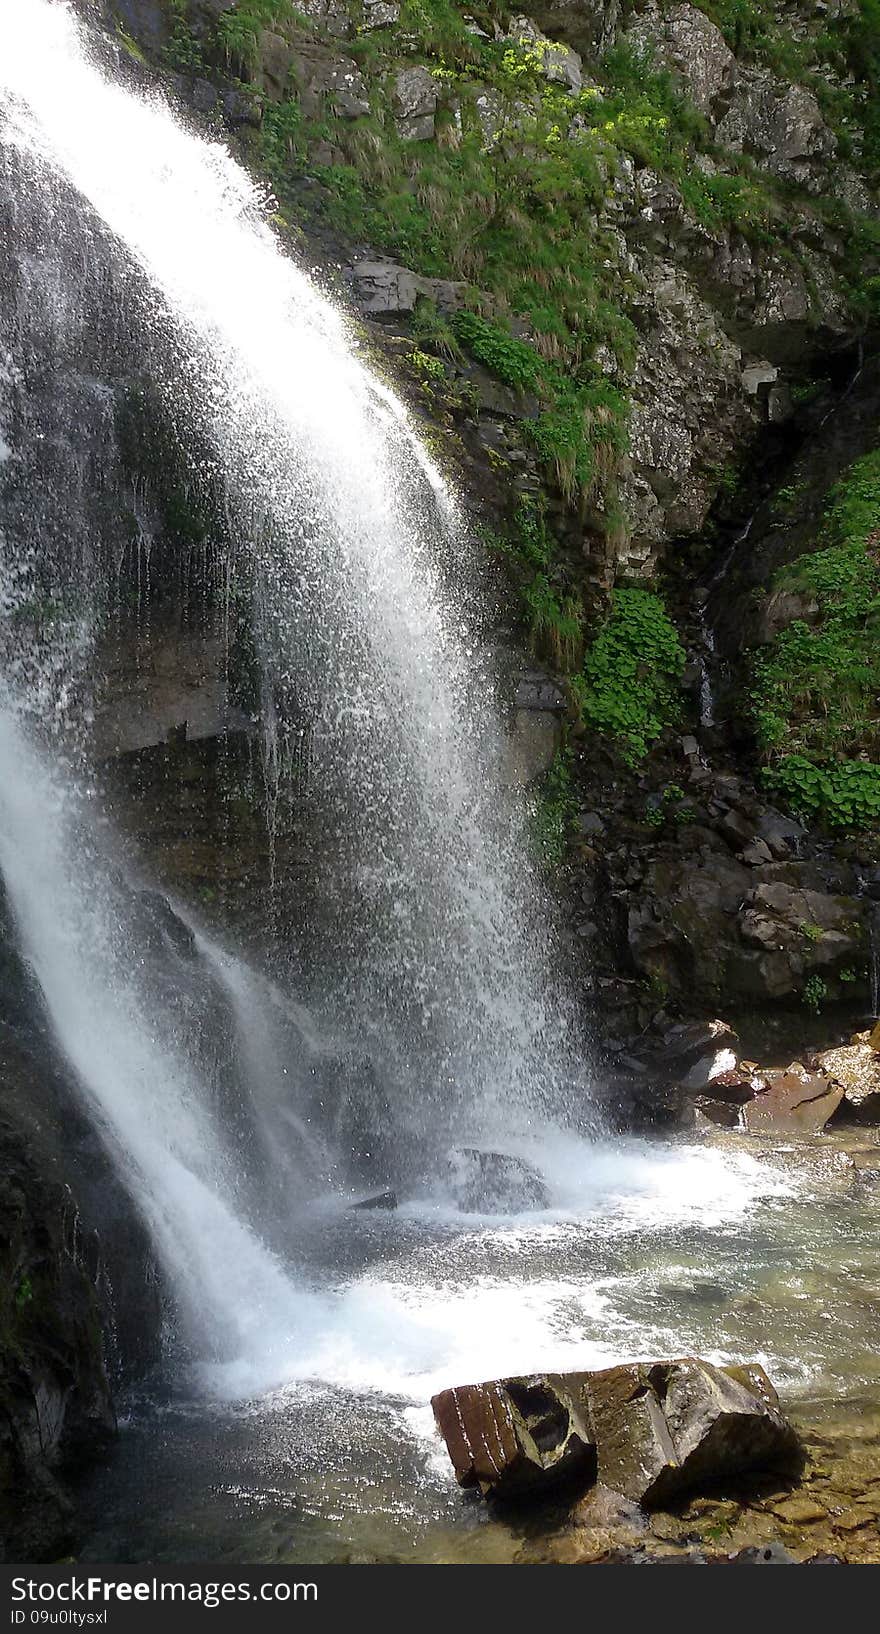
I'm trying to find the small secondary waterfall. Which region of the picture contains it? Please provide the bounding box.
[0,0,588,1377]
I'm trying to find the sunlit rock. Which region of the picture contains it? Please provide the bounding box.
[741,1063,844,1135]
[818,1043,880,1123]
[431,1372,596,1498]
[585,1358,801,1507]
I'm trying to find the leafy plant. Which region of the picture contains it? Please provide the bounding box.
[753,448,880,832]
[450,311,543,393]
[803,973,828,1013]
[574,589,686,763]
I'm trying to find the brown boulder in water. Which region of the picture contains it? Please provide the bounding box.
[433,1358,801,1508]
[584,1357,802,1507]
[430,1373,596,1499]
[741,1063,843,1134]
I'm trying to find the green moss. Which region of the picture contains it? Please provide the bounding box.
[753,448,880,831]
[573,588,686,763]
[531,743,578,869]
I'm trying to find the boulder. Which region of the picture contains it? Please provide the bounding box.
[585,1358,801,1507]
[349,260,467,317]
[444,1147,548,1213]
[431,1372,596,1499]
[680,1047,738,1091]
[741,1063,844,1135]
[818,1043,880,1123]
[659,1018,738,1067]
[626,2,735,116]
[393,65,439,141]
[504,16,583,94]
[350,1189,397,1211]
[433,1357,800,1509]
[289,47,370,120]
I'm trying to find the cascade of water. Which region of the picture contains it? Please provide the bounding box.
[0,0,590,1378]
[0,0,585,1141]
[0,695,320,1367]
[696,514,755,735]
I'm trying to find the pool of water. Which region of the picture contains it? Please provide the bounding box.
[75,1128,880,1563]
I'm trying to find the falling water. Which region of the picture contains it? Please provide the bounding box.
[696,515,754,733]
[0,0,584,1140]
[0,0,593,1380]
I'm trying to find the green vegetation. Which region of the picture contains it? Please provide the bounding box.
[803,973,828,1013]
[14,1276,33,1312]
[531,743,578,868]
[217,1,297,72]
[238,16,784,526]
[753,449,880,831]
[487,496,585,669]
[645,782,696,826]
[574,588,686,763]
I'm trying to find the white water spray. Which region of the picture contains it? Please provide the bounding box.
[0,0,583,1133]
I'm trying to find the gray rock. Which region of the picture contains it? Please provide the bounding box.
[444,1147,549,1213]
[626,2,735,115]
[393,65,439,141]
[681,1045,739,1091]
[288,46,370,120]
[756,810,805,859]
[504,15,583,94]
[742,360,779,396]
[717,77,836,189]
[349,259,468,317]
[360,0,400,27]
[504,707,561,785]
[579,811,606,838]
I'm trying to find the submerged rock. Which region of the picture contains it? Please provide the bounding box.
[431,1373,596,1499]
[350,1189,398,1211]
[444,1147,548,1213]
[584,1358,801,1508]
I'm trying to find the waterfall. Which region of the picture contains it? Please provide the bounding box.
[0,0,588,1379]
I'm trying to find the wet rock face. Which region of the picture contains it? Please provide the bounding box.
[585,1359,802,1508]
[0,1121,116,1562]
[431,1373,596,1499]
[443,1148,549,1213]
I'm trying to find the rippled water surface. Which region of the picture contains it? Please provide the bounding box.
[77,1130,880,1563]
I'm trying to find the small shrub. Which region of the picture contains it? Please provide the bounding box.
[574,588,685,763]
[803,973,828,1014]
